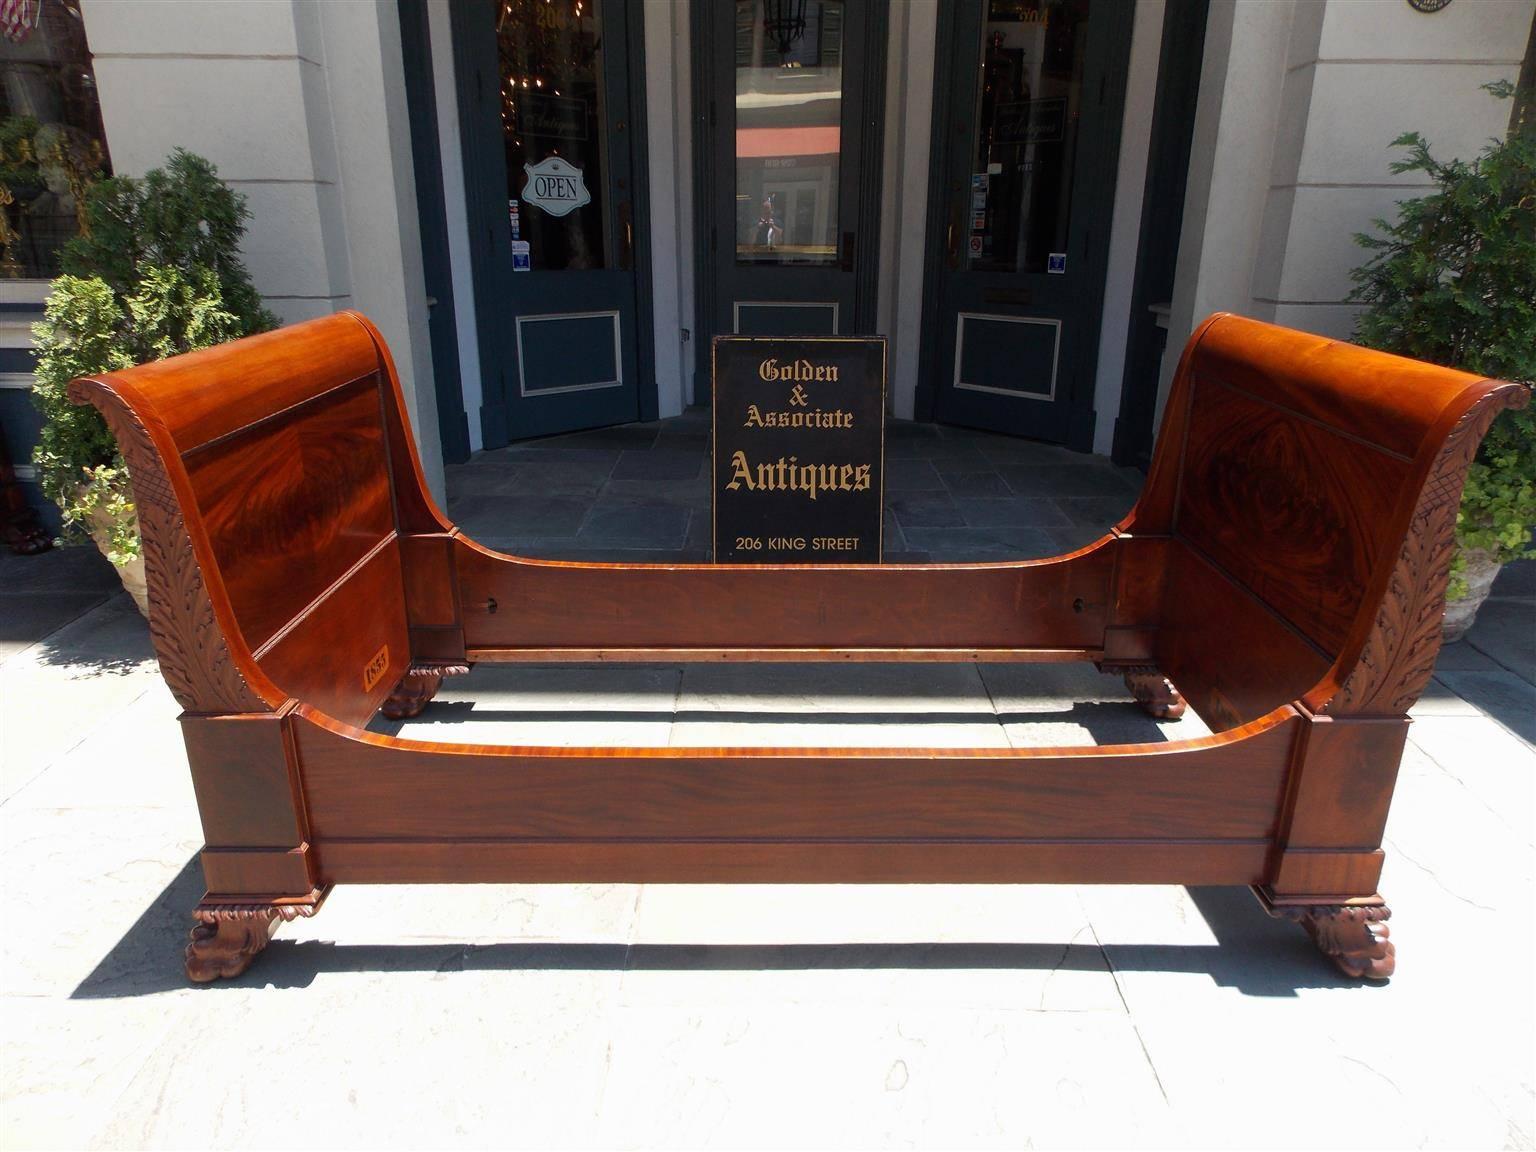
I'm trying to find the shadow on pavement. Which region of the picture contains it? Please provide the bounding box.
[73,863,1368,1001]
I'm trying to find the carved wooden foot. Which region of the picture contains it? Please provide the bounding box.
[381,663,470,720]
[1123,667,1186,720]
[1258,892,1395,980]
[186,887,329,983]
[186,913,278,983]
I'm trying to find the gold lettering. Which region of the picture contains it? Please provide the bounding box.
[726,450,755,491]
[722,453,876,499]
[743,404,763,428]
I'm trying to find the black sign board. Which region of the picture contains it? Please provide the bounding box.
[712,336,886,564]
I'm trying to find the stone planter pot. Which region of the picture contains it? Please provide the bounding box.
[83,502,149,618]
[1441,547,1500,644]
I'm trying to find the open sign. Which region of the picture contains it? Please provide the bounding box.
[520,156,591,218]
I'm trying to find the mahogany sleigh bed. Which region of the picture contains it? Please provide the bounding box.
[69,311,1526,983]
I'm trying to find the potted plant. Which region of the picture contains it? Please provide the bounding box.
[30,148,276,615]
[1348,82,1535,640]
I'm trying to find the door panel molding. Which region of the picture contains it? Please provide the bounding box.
[515,311,624,396]
[733,300,841,335]
[952,313,1061,402]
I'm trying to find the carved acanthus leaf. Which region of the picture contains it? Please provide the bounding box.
[69,380,270,715]
[1325,390,1527,716]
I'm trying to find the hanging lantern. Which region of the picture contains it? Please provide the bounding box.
[761,0,807,63]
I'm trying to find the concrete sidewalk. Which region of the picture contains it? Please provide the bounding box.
[1,428,1532,1148]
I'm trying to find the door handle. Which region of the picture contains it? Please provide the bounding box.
[618,201,633,270]
[947,206,962,270]
[841,230,856,273]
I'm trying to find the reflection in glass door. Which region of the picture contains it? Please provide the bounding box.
[697,0,884,362]
[927,0,1130,446]
[735,1,843,269]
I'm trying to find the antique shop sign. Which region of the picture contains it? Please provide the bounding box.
[521,156,590,217]
[712,336,886,564]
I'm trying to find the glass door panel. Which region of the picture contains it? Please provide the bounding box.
[734,0,844,266]
[699,0,880,354]
[929,0,1129,446]
[498,0,612,270]
[967,0,1087,274]
[456,0,645,442]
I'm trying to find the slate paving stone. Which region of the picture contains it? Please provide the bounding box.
[539,423,662,449]
[1054,495,1137,527]
[955,497,1070,527]
[902,525,1059,558]
[449,494,590,538]
[0,543,120,594]
[939,470,1012,497]
[610,450,705,482]
[972,435,1087,466]
[1490,558,1535,599]
[490,446,621,465]
[502,460,618,495]
[578,503,690,547]
[1000,463,1139,498]
[886,420,942,441]
[881,457,945,491]
[443,463,523,497]
[889,494,964,529]
[1463,598,1536,684]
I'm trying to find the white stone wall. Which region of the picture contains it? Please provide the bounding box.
[1254,0,1530,336]
[1158,0,1531,425]
[79,0,445,499]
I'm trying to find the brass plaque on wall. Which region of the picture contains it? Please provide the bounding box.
[711,336,887,564]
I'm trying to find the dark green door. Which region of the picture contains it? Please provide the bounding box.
[697,0,885,351]
[454,0,646,442]
[929,0,1131,446]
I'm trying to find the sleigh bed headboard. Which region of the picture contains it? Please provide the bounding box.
[68,312,445,726]
[1126,313,1527,730]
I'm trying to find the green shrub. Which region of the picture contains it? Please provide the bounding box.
[30,149,275,562]
[1348,82,1536,597]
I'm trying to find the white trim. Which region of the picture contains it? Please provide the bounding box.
[428,0,484,451]
[0,282,50,306]
[11,464,35,480]
[952,312,1061,402]
[644,0,688,418]
[879,1,936,421]
[0,372,34,389]
[1090,0,1165,454]
[0,317,38,348]
[731,300,841,335]
[515,309,624,397]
